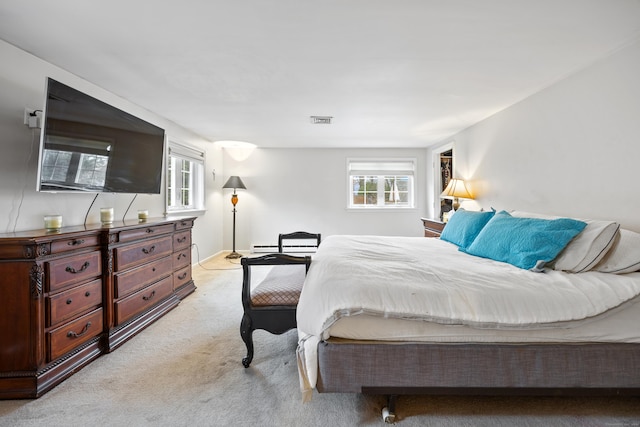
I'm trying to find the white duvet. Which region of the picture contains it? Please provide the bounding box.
[296,235,640,399]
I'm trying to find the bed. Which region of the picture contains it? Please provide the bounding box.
[295,210,640,421]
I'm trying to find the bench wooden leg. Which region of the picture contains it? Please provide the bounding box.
[240,313,254,368]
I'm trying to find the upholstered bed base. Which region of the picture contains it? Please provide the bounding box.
[316,339,640,396]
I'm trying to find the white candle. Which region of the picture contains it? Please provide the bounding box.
[100,207,114,223]
[138,210,149,221]
[44,215,62,230]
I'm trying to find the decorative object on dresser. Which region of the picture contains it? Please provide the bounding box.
[222,176,247,259]
[100,207,115,224]
[421,218,445,238]
[43,214,62,230]
[0,217,196,399]
[440,177,473,210]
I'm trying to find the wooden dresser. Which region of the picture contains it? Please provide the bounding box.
[0,217,196,399]
[421,218,445,238]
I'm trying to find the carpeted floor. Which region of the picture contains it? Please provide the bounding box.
[1,253,639,427]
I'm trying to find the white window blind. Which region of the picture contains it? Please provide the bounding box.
[348,160,415,176]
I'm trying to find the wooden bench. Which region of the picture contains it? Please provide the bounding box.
[240,232,320,368]
[239,254,310,367]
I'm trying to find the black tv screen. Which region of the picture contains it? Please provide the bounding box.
[37,78,165,194]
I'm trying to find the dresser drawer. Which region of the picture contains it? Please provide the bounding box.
[422,218,445,238]
[172,248,191,271]
[114,236,173,271]
[47,278,103,327]
[114,276,173,325]
[50,234,100,254]
[47,308,103,361]
[114,256,172,298]
[117,224,176,243]
[173,230,191,251]
[173,265,192,290]
[175,218,194,230]
[46,251,102,292]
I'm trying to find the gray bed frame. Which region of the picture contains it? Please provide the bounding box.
[315,339,640,422]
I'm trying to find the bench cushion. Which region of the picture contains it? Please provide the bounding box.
[251,264,306,306]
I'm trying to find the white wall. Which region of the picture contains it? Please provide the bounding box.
[0,40,224,259]
[222,147,427,250]
[428,39,640,231]
[8,34,637,259]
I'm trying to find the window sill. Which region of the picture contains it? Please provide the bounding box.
[347,207,417,212]
[165,208,206,217]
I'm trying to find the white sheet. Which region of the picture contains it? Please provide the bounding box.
[296,235,640,399]
[327,295,640,343]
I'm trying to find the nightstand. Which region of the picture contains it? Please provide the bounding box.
[421,218,445,238]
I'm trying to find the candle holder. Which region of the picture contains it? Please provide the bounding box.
[138,210,149,221]
[100,207,114,224]
[44,215,62,231]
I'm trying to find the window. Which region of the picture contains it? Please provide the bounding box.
[347,159,416,209]
[166,140,205,213]
[76,153,109,186]
[40,136,111,190]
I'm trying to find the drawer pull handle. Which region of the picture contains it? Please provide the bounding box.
[65,261,90,274]
[181,221,188,226]
[142,245,156,254]
[142,290,156,301]
[152,267,156,272]
[85,291,91,297]
[145,228,154,234]
[177,253,186,260]
[67,239,85,246]
[67,321,92,339]
[177,236,187,243]
[178,272,187,280]
[66,298,73,305]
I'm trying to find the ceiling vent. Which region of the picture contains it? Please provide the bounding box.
[310,115,333,124]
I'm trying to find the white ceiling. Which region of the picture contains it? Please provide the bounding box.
[2,1,640,148]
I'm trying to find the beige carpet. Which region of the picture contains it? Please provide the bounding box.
[1,254,640,427]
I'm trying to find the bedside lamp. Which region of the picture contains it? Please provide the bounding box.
[223,176,247,259]
[441,178,473,211]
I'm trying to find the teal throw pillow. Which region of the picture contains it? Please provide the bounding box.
[463,211,587,270]
[440,208,495,249]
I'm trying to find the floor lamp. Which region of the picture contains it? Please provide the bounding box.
[223,176,247,259]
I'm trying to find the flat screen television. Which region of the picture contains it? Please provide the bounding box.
[36,78,165,194]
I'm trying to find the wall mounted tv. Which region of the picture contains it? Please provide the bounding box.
[37,78,165,194]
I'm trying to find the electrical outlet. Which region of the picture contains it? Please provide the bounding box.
[24,108,35,125]
[24,108,42,128]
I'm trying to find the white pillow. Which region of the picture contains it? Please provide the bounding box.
[594,229,640,274]
[510,211,619,273]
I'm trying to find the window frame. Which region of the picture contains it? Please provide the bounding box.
[346,158,416,210]
[165,139,206,215]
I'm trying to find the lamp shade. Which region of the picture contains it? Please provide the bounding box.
[222,176,247,190]
[440,178,473,200]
